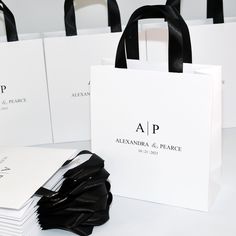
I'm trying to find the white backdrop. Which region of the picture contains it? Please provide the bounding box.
[0,0,236,35]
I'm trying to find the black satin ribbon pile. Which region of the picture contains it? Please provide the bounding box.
[36,151,112,236]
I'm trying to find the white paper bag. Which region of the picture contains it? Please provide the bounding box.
[44,0,146,143]
[0,147,78,209]
[91,6,222,211]
[147,0,236,128]
[0,2,52,146]
[0,146,79,236]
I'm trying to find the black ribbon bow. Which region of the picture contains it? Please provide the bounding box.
[36,151,112,236]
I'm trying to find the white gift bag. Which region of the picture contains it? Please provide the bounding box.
[147,0,236,128]
[0,1,52,146]
[91,5,222,211]
[0,147,78,236]
[43,0,146,143]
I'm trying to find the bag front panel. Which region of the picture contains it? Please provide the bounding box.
[91,65,215,211]
[0,39,52,146]
[44,31,146,143]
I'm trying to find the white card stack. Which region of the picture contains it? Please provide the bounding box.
[0,147,80,236]
[0,198,41,236]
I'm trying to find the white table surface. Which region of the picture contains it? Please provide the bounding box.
[39,128,236,236]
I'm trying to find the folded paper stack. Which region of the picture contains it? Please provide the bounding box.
[0,147,112,236]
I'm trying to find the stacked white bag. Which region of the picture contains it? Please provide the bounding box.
[0,147,80,236]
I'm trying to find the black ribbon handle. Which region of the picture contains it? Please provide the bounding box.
[125,5,192,65]
[116,5,192,73]
[0,0,18,41]
[207,0,224,24]
[166,0,224,24]
[64,0,122,36]
[166,0,180,13]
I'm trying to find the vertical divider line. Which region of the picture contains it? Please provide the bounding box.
[42,37,55,144]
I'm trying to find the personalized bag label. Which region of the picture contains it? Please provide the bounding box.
[0,85,7,94]
[115,122,182,157]
[0,156,11,181]
[0,83,27,111]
